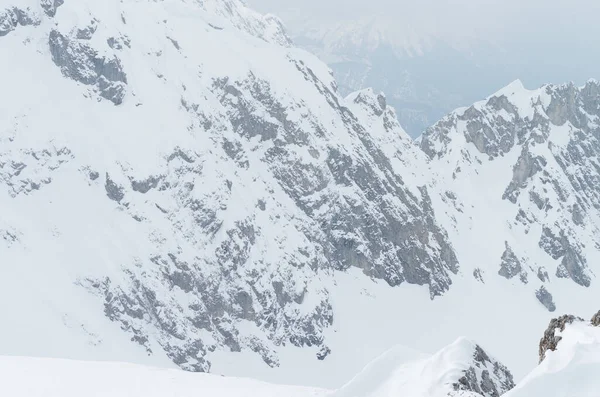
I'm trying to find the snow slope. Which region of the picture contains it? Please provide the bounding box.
[0,356,327,397]
[3,317,599,397]
[0,338,512,397]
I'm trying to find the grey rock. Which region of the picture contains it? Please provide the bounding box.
[317,345,331,361]
[76,20,98,40]
[131,175,163,194]
[213,73,459,299]
[49,29,127,105]
[257,199,266,211]
[539,227,590,287]
[105,174,124,202]
[40,0,64,17]
[503,145,547,203]
[453,344,515,397]
[473,268,485,283]
[571,204,585,226]
[539,314,584,362]
[498,242,527,284]
[167,36,181,50]
[107,36,131,50]
[539,227,565,260]
[0,7,40,36]
[535,286,556,312]
[422,80,600,293]
[537,267,549,283]
[556,245,590,287]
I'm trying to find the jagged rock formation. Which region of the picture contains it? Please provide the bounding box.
[49,28,128,105]
[539,314,587,362]
[452,344,515,397]
[498,242,527,284]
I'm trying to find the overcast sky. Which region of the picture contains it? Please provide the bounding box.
[248,0,600,87]
[249,0,600,46]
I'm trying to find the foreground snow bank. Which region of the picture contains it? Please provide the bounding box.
[4,318,599,397]
[0,356,326,397]
[0,338,511,397]
[506,321,600,397]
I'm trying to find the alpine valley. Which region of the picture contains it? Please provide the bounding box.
[1,0,600,395]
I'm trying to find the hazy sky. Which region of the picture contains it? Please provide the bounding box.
[249,0,600,47]
[249,0,600,88]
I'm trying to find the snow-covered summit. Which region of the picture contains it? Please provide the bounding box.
[335,338,514,397]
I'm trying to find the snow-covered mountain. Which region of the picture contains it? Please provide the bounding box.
[1,0,457,383]
[421,79,600,311]
[2,0,600,392]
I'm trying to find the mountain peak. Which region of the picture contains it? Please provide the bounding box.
[491,79,526,98]
[334,337,514,397]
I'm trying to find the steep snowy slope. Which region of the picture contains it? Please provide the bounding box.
[0,0,460,383]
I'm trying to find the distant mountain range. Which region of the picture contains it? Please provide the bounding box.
[255,7,599,138]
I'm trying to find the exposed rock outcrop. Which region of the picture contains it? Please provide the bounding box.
[49,29,127,104]
[0,6,40,36]
[535,286,556,312]
[539,314,584,362]
[498,242,527,284]
[452,344,515,397]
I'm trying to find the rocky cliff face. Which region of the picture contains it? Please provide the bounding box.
[0,0,459,374]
